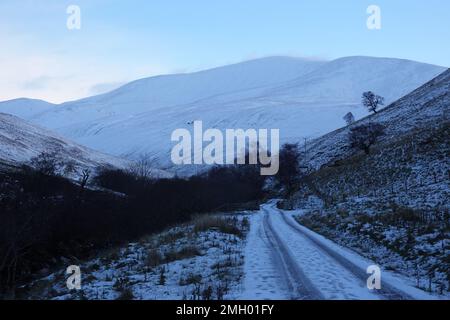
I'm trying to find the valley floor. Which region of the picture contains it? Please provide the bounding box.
[22,203,446,300]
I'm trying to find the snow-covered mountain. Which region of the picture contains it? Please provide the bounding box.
[0,98,55,119]
[0,112,128,174]
[261,56,445,103]
[0,56,445,173]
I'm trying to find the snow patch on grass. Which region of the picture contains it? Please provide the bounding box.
[24,213,252,300]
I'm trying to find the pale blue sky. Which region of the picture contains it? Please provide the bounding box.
[1,0,449,103]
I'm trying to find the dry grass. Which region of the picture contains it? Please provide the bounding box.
[179,273,203,286]
[146,249,164,267]
[158,230,186,245]
[164,245,202,263]
[116,288,134,300]
[192,215,242,237]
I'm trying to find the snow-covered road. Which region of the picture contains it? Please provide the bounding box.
[241,202,437,300]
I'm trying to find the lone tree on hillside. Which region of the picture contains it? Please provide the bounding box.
[349,123,385,155]
[277,143,302,195]
[343,112,355,126]
[362,91,384,114]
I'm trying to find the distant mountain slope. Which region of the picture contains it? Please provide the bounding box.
[26,57,326,129]
[0,98,55,118]
[90,56,325,108]
[0,112,129,174]
[262,56,445,104]
[0,56,445,174]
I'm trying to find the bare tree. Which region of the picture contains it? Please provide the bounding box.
[362,91,384,114]
[129,154,156,179]
[343,112,355,126]
[80,169,90,189]
[349,123,385,155]
[29,152,60,176]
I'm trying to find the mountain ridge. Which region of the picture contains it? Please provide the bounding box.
[0,56,446,174]
[0,112,129,175]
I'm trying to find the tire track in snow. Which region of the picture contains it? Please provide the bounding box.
[261,209,324,300]
[241,213,292,299]
[263,206,380,299]
[275,206,415,300]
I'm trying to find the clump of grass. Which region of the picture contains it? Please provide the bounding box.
[164,245,201,263]
[241,217,250,230]
[179,273,203,286]
[190,282,230,300]
[211,257,237,270]
[146,249,164,267]
[113,276,135,300]
[159,266,166,285]
[100,248,120,264]
[113,277,130,292]
[116,288,134,300]
[193,215,242,237]
[158,230,186,245]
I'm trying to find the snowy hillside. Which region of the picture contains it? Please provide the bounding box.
[304,68,450,169]
[285,69,449,295]
[0,98,55,119]
[293,67,450,214]
[0,56,445,174]
[0,112,129,174]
